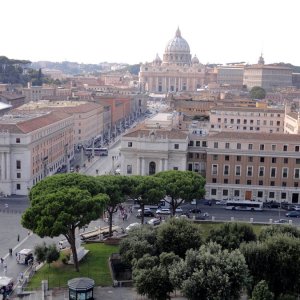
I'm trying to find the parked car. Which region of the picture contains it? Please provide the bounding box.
[125,223,141,231]
[285,211,300,218]
[175,207,183,213]
[189,208,202,214]
[147,218,161,226]
[137,208,151,213]
[203,200,212,206]
[136,210,155,218]
[216,200,227,205]
[156,208,171,215]
[274,219,289,224]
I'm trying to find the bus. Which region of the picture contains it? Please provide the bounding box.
[225,200,263,211]
[133,199,170,210]
[84,147,108,156]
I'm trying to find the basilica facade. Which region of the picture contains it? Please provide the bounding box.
[139,28,206,93]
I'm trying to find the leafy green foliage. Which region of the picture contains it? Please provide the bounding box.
[250,86,266,99]
[251,280,273,300]
[46,244,60,265]
[207,222,257,250]
[34,243,59,265]
[156,218,202,257]
[22,174,108,271]
[258,225,300,241]
[133,252,180,300]
[155,170,205,215]
[129,175,165,224]
[119,226,157,266]
[241,235,300,298]
[170,242,249,300]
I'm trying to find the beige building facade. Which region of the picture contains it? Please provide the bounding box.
[210,106,285,133]
[0,111,74,196]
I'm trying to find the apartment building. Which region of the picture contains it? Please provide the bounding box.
[216,65,244,88]
[205,132,300,203]
[210,106,285,133]
[15,101,104,146]
[0,111,74,196]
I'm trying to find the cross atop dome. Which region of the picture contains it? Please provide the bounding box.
[175,27,181,38]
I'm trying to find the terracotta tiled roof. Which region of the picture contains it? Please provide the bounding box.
[0,111,71,134]
[209,131,300,142]
[50,102,102,113]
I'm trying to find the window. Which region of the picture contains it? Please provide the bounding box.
[127,165,132,174]
[247,166,253,176]
[225,143,230,149]
[225,155,229,161]
[272,144,276,151]
[281,192,287,199]
[16,184,21,190]
[270,181,275,186]
[248,144,253,150]
[235,179,240,184]
[17,172,21,179]
[236,156,241,161]
[78,129,81,134]
[295,182,299,187]
[224,165,229,176]
[237,143,241,150]
[235,165,241,176]
[196,141,200,147]
[212,164,218,175]
[269,192,275,199]
[282,167,288,178]
[237,119,240,124]
[247,180,252,185]
[189,153,193,159]
[128,142,132,147]
[258,166,264,177]
[224,179,228,184]
[213,155,218,160]
[260,144,265,151]
[16,138,20,143]
[234,190,240,197]
[189,141,194,146]
[248,156,253,162]
[260,157,265,163]
[296,159,300,164]
[257,191,263,198]
[282,182,287,187]
[283,145,288,151]
[16,160,21,169]
[211,189,217,196]
[294,168,300,179]
[272,157,277,163]
[202,141,207,147]
[223,189,229,196]
[296,146,300,152]
[173,167,178,170]
[174,144,179,149]
[214,142,218,149]
[212,178,217,183]
[259,180,263,185]
[270,167,276,178]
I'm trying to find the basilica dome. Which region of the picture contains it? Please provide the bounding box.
[162,28,192,66]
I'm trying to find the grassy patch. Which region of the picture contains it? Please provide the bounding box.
[27,243,119,289]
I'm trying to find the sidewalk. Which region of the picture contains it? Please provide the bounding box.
[11,286,187,299]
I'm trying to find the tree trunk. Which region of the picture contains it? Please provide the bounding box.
[67,228,79,272]
[141,204,145,224]
[108,210,114,237]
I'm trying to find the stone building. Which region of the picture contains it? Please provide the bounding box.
[0,111,74,196]
[139,28,206,93]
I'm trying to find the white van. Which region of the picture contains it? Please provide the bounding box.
[58,239,70,250]
[16,249,33,265]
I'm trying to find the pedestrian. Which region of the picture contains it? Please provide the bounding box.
[17,234,20,242]
[3,263,7,275]
[0,257,3,265]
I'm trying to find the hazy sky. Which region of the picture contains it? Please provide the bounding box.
[1,0,299,65]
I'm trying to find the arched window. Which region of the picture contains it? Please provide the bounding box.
[149,161,156,175]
